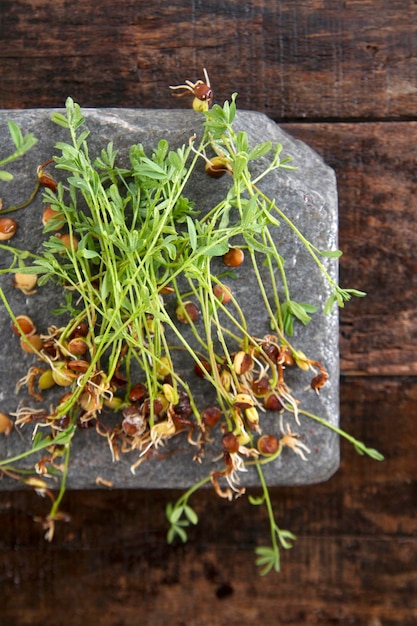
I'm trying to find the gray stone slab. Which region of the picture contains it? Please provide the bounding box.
[0,108,339,490]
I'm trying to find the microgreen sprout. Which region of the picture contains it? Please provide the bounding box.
[0,74,382,573]
[0,121,39,215]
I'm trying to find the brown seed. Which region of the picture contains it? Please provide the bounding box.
[222,432,240,454]
[12,315,36,337]
[261,342,280,363]
[201,406,221,428]
[0,217,18,241]
[142,397,164,416]
[12,272,38,295]
[233,351,253,376]
[67,359,90,373]
[56,233,79,252]
[176,300,199,324]
[129,383,147,403]
[194,360,213,378]
[263,391,284,412]
[251,377,270,397]
[223,247,244,267]
[311,372,329,393]
[70,322,89,338]
[279,347,295,367]
[257,434,279,456]
[42,205,65,229]
[233,392,254,409]
[67,337,89,356]
[174,390,193,418]
[37,163,58,192]
[122,405,146,436]
[213,283,232,303]
[0,413,13,436]
[20,334,43,353]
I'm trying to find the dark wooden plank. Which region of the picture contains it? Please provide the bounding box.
[1,0,417,120]
[0,377,415,625]
[282,121,417,376]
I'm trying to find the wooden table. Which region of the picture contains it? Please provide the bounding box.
[0,1,415,624]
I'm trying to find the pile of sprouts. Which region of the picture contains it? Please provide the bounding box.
[0,71,382,574]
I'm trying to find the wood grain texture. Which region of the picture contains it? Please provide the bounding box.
[1,0,417,120]
[282,121,417,376]
[0,0,416,624]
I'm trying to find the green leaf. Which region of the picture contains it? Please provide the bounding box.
[365,448,384,461]
[138,158,167,180]
[281,300,317,334]
[324,292,338,314]
[318,248,343,259]
[0,170,13,181]
[232,153,248,180]
[241,196,258,228]
[167,505,184,525]
[7,120,24,149]
[248,141,272,161]
[167,525,188,544]
[236,131,249,153]
[183,505,198,525]
[255,545,280,576]
[100,271,112,301]
[153,139,169,164]
[354,442,384,461]
[186,216,197,251]
[202,241,229,257]
[277,528,296,549]
[79,248,100,259]
[51,112,71,129]
[346,288,367,298]
[248,495,265,506]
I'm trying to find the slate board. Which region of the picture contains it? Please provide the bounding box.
[0,108,339,490]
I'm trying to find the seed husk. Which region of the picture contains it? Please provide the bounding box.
[213,283,232,303]
[20,334,43,353]
[42,205,66,229]
[67,337,89,356]
[233,351,253,375]
[222,432,240,454]
[38,369,55,390]
[257,434,279,456]
[56,232,79,252]
[0,413,13,436]
[12,315,36,337]
[263,391,284,412]
[223,247,244,267]
[201,406,221,428]
[129,383,147,403]
[0,217,18,240]
[12,272,38,295]
[52,363,75,386]
[176,300,200,324]
[205,156,231,178]
[233,392,255,409]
